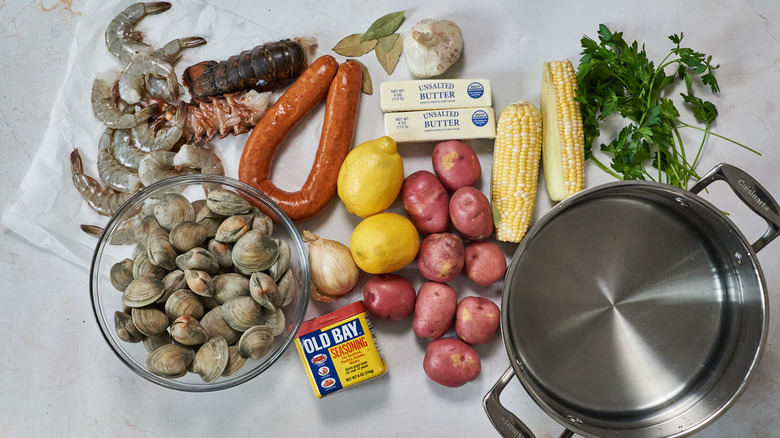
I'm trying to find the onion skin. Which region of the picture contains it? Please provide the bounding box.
[302,230,359,302]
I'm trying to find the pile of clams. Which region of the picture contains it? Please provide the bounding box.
[109,188,296,382]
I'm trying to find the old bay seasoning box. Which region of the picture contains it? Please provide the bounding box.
[295,301,387,397]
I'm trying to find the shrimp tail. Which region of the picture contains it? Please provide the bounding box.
[70,148,134,217]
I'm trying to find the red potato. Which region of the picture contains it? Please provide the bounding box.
[464,241,507,286]
[423,337,482,387]
[455,296,500,345]
[418,233,464,283]
[402,170,450,234]
[363,274,417,321]
[412,282,458,340]
[450,186,493,240]
[432,140,481,192]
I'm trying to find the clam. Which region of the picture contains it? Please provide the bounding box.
[238,325,274,360]
[170,315,210,345]
[222,345,248,377]
[200,306,241,345]
[110,258,135,292]
[192,336,229,383]
[169,221,208,253]
[143,330,172,353]
[131,306,171,336]
[146,227,177,270]
[157,269,187,304]
[206,188,252,216]
[114,311,144,343]
[192,199,222,221]
[201,295,221,311]
[250,207,273,235]
[194,200,226,237]
[213,273,250,304]
[146,344,195,378]
[215,214,252,243]
[122,277,166,308]
[232,230,279,275]
[197,215,224,238]
[184,269,215,297]
[135,215,162,244]
[222,296,266,332]
[249,271,278,311]
[176,247,220,274]
[207,239,233,270]
[164,289,204,320]
[154,193,195,230]
[132,251,167,280]
[267,239,291,282]
[261,307,286,336]
[131,241,147,260]
[275,268,295,308]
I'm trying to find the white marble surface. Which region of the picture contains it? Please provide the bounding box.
[1,0,779,436]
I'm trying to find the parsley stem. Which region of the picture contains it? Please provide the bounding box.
[689,121,708,172]
[676,120,762,155]
[589,155,623,180]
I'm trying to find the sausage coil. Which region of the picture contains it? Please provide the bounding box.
[238,55,362,222]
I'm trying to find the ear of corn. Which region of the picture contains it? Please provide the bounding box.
[491,100,543,243]
[541,60,585,202]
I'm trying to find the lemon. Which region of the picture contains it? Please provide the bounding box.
[338,136,404,217]
[350,213,420,274]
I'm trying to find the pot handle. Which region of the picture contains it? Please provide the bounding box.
[689,163,780,253]
[483,366,575,438]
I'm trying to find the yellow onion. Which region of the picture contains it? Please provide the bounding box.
[302,230,360,302]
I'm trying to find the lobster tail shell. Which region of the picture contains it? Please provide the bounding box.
[182,38,312,100]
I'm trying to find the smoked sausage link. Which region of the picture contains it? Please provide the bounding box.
[238,55,362,222]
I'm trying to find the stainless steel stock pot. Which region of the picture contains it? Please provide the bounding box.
[484,164,780,438]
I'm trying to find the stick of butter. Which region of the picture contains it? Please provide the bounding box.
[380,79,492,112]
[384,107,496,142]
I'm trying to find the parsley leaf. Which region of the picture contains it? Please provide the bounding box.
[575,25,757,189]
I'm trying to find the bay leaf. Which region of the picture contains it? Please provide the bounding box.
[356,60,373,95]
[361,11,405,41]
[375,33,403,75]
[333,33,377,57]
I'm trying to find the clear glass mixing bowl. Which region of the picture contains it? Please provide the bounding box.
[90,174,309,391]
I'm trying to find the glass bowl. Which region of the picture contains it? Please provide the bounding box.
[90,174,310,391]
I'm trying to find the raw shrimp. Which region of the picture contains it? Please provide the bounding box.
[138,150,196,187]
[81,222,136,244]
[146,37,208,106]
[152,36,207,66]
[105,2,171,64]
[118,54,179,104]
[174,144,225,193]
[70,149,135,217]
[130,106,185,152]
[174,144,225,176]
[112,128,146,169]
[97,129,144,193]
[92,76,158,129]
[80,224,104,239]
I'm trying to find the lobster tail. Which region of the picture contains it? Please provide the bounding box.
[182,38,314,100]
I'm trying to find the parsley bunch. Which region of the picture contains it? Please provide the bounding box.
[575,24,757,189]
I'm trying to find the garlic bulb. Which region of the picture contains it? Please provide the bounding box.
[302,230,360,302]
[403,19,463,78]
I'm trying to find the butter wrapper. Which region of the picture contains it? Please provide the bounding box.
[380,79,492,112]
[384,107,496,142]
